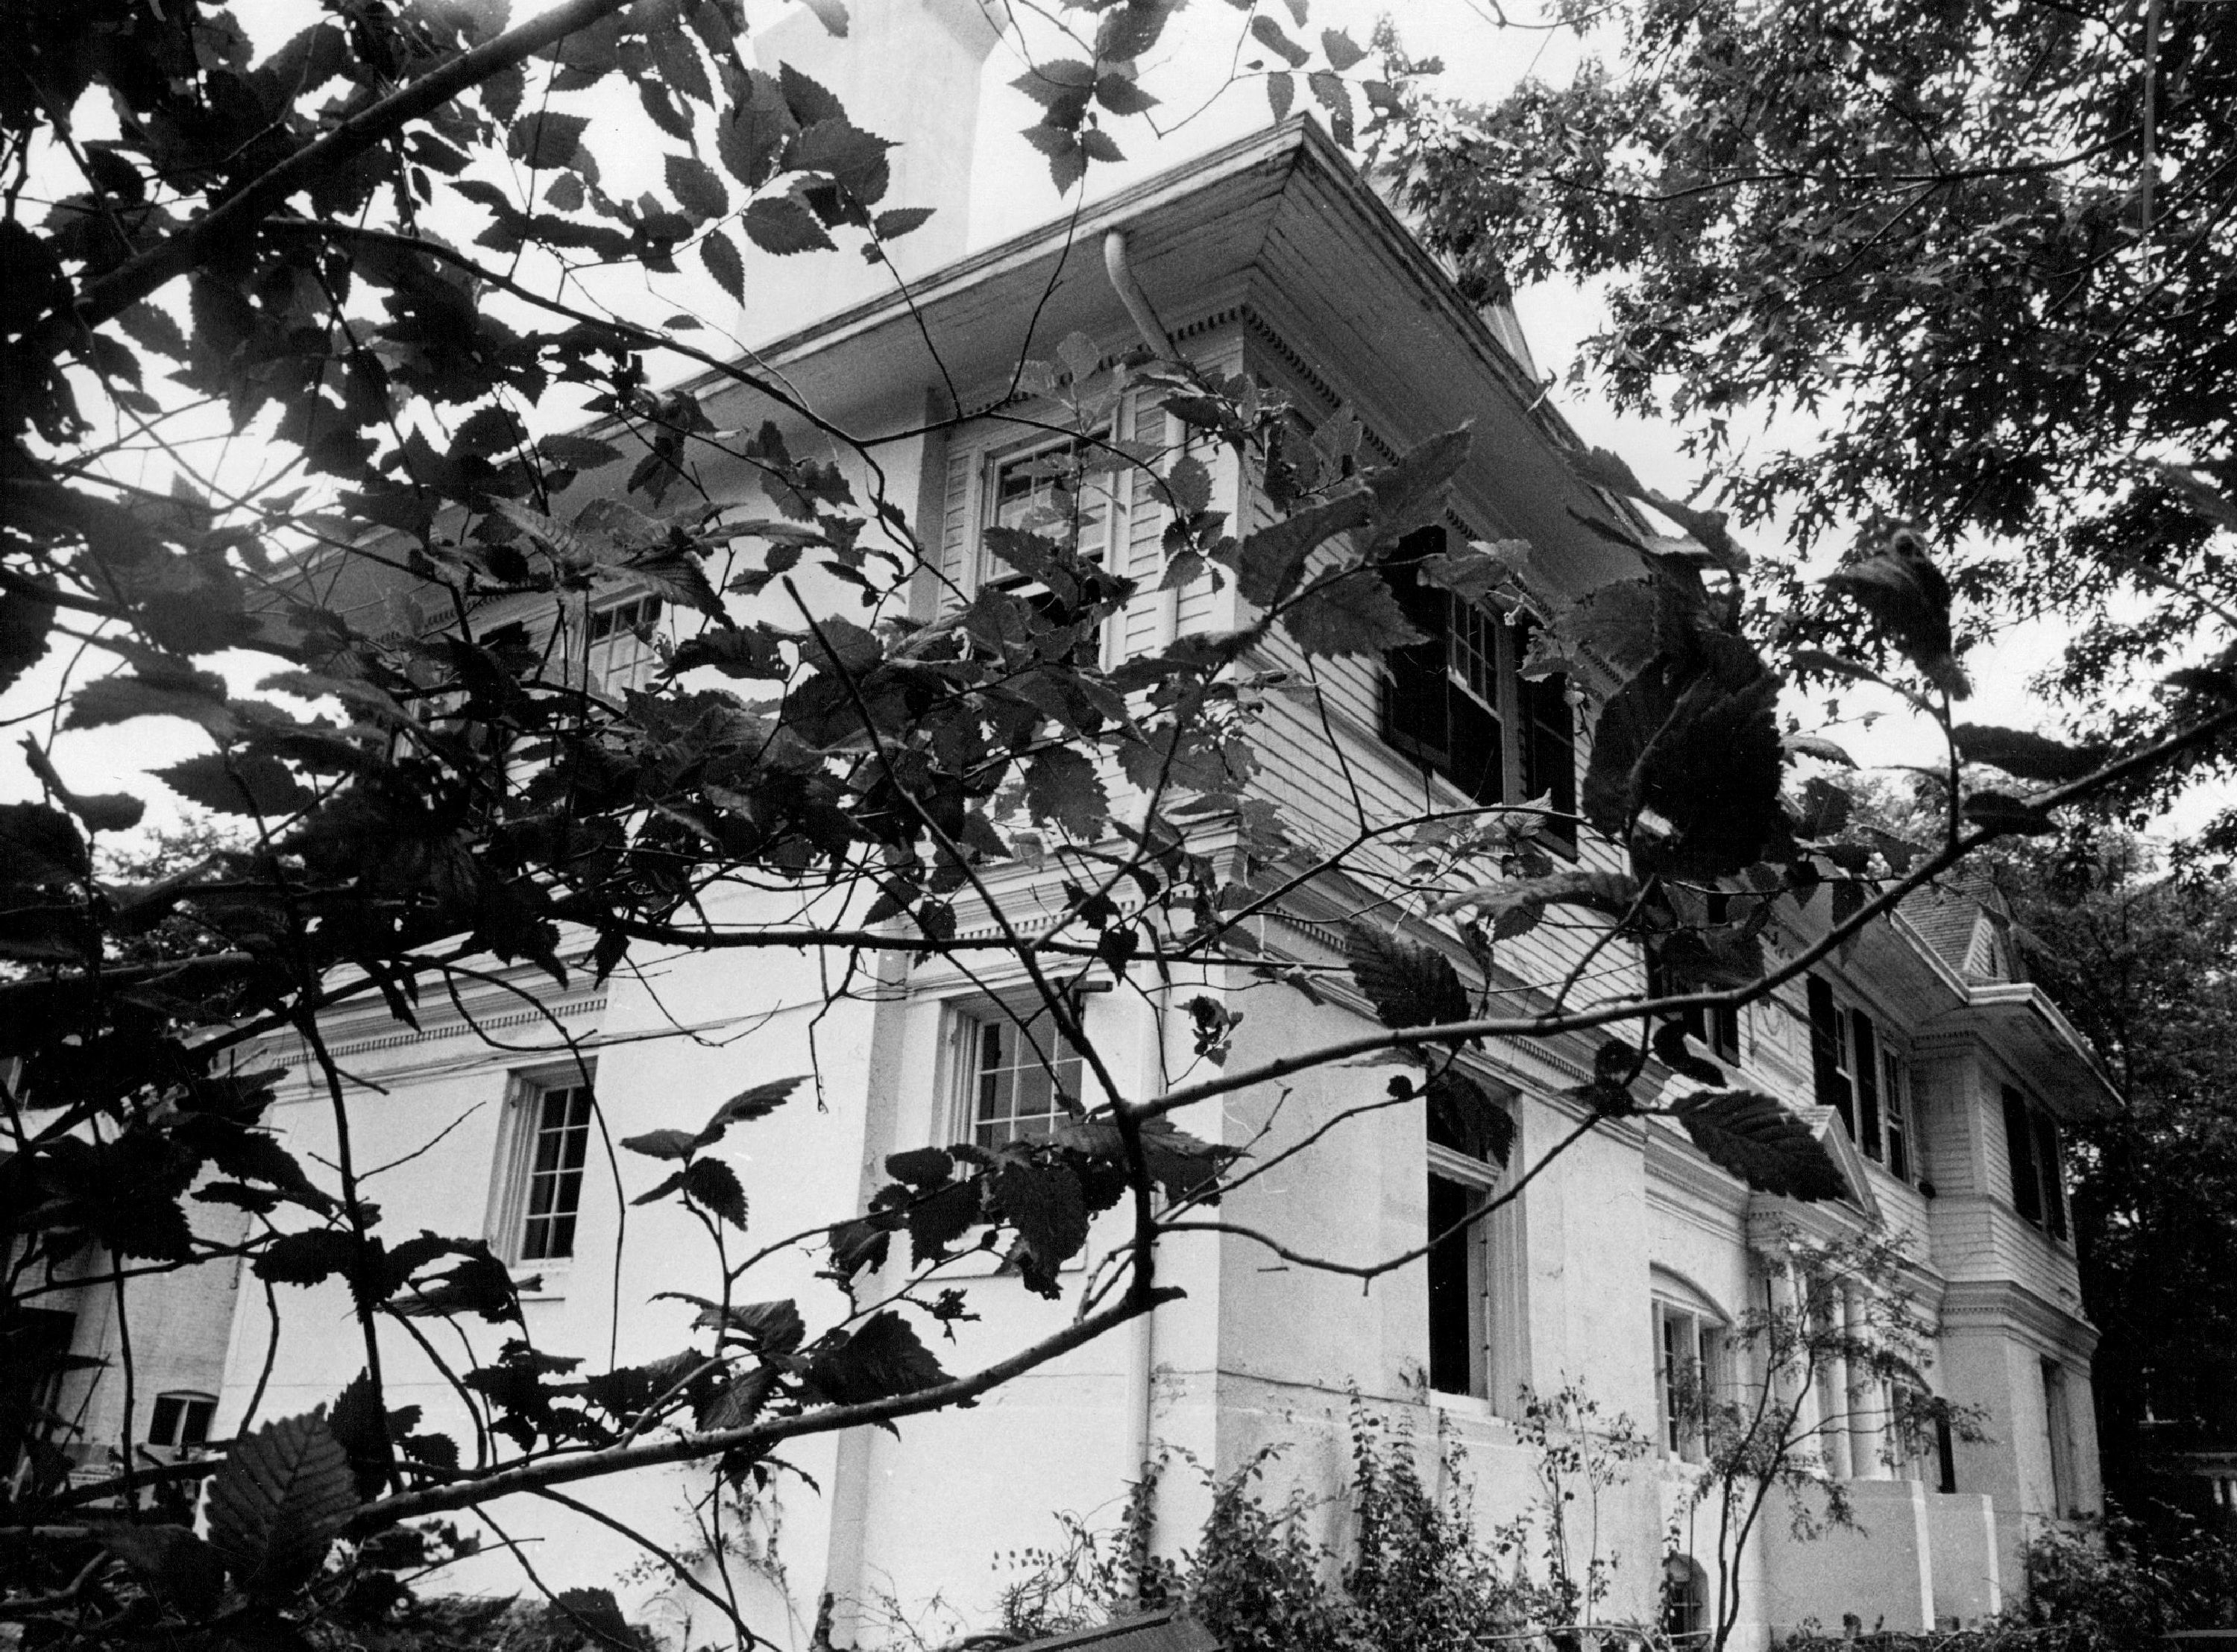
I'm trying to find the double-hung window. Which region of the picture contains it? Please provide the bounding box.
[1379,527,1576,841]
[978,438,1118,666]
[2001,1085,2069,1241]
[494,1077,597,1265]
[957,1009,1085,1150]
[585,592,664,695]
[1652,1297,1725,1461]
[1807,977,1912,1180]
[1648,945,1741,1065]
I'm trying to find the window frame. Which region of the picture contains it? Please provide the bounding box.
[146,1390,218,1451]
[949,1001,1090,1150]
[2001,1084,2069,1241]
[1423,1106,1524,1415]
[1376,528,1578,841]
[488,1068,600,1272]
[1652,1296,1727,1463]
[980,433,1121,586]
[1807,977,1913,1182]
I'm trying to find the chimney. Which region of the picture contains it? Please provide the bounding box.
[743,0,1000,341]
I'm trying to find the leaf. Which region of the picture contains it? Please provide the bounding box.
[1425,1070,1514,1167]
[0,801,87,886]
[620,1128,701,1161]
[743,196,836,255]
[1281,573,1425,658]
[1961,790,2060,836]
[538,434,623,471]
[808,1310,948,1406]
[1344,924,1469,1032]
[205,1412,361,1593]
[682,1157,749,1228]
[0,585,54,693]
[988,1157,1088,1296]
[1266,71,1295,121]
[508,111,591,171]
[254,1229,360,1287]
[68,672,237,740]
[797,0,849,36]
[1418,539,1529,602]
[873,206,935,240]
[1666,1090,1848,1202]
[1321,27,1368,70]
[89,1523,224,1617]
[1023,745,1110,840]
[1164,455,1213,516]
[1782,732,1856,766]
[1652,1020,1726,1088]
[1951,725,2104,784]
[392,1248,520,1321]
[1582,635,1785,880]
[665,154,730,221]
[1792,775,1852,840]
[902,1176,983,1265]
[698,1074,807,1142]
[1824,526,1969,699]
[1249,13,1310,66]
[1429,870,1641,921]
[156,752,311,818]
[886,1147,955,1188]
[1094,72,1158,116]
[717,69,797,189]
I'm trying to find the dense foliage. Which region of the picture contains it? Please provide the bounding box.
[1989,838,2237,1519]
[1385,0,2237,836]
[3,0,2233,1647]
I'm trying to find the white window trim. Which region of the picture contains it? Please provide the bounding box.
[1652,1289,1730,1463]
[945,997,1098,1149]
[485,1066,598,1289]
[1426,1129,1527,1417]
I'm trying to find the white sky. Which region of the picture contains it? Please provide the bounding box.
[6,0,2224,846]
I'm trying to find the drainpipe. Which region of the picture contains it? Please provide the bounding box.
[1103,229,1185,647]
[1103,229,1179,359]
[1119,986,1165,1592]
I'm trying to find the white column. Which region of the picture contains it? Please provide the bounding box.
[1846,1285,1887,1479]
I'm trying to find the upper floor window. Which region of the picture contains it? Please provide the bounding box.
[2001,1085,2069,1241]
[1648,942,1741,1065]
[1807,977,1911,1181]
[958,1009,1083,1150]
[584,592,664,695]
[984,437,1114,585]
[147,1391,216,1451]
[491,1076,597,1265]
[1378,528,1576,841]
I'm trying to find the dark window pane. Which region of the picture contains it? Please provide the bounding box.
[1853,1010,1882,1159]
[1807,976,1854,1135]
[1426,1174,1476,1396]
[149,1395,183,1447]
[2036,1112,2068,1240]
[181,1399,213,1446]
[2003,1086,2043,1224]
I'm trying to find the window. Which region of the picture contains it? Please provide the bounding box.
[2002,1085,2068,1240]
[1425,1096,1520,1407]
[496,1079,597,1264]
[1648,945,1741,1065]
[585,592,664,694]
[1378,528,1576,838]
[147,1392,216,1451]
[1661,1554,1709,1641]
[1807,978,1911,1179]
[960,1010,1084,1149]
[984,438,1114,583]
[1653,1296,1725,1460]
[1881,1044,1912,1182]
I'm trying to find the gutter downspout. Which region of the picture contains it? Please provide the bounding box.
[1104,228,1179,359]
[1103,228,1185,648]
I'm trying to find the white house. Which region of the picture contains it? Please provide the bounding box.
[25,10,2112,1648]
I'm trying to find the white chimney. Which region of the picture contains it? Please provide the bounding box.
[744,0,1000,340]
